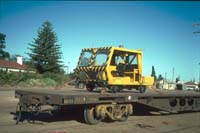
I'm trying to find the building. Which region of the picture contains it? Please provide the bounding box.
[0,56,27,72]
[185,81,199,91]
[155,79,176,90]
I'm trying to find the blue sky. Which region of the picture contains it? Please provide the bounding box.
[0,1,200,81]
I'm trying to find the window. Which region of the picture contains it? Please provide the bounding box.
[110,50,137,66]
[110,50,125,66]
[128,55,137,65]
[94,50,109,66]
[79,51,92,67]
[115,56,124,65]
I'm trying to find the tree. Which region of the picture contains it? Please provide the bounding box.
[175,76,180,83]
[28,21,63,73]
[151,65,157,80]
[0,33,10,59]
[158,74,164,81]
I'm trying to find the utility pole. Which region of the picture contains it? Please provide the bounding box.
[192,20,200,86]
[165,72,167,80]
[199,62,200,84]
[172,67,174,82]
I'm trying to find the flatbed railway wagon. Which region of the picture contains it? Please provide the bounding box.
[15,88,200,125]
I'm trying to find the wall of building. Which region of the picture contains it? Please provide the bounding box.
[0,67,25,72]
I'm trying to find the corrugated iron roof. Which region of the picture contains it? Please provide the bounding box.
[0,60,27,70]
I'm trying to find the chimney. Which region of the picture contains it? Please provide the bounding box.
[16,56,23,65]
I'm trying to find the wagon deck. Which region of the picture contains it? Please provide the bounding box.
[15,87,200,125]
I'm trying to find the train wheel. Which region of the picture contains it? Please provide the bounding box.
[84,106,101,125]
[119,114,129,122]
[86,84,95,92]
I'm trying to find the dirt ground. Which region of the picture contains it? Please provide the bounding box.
[0,89,200,133]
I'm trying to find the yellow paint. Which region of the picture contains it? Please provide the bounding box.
[76,46,154,87]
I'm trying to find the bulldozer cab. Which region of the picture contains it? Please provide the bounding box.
[106,47,143,86]
[78,50,93,67]
[110,50,140,79]
[75,46,154,92]
[78,48,109,67]
[76,47,143,83]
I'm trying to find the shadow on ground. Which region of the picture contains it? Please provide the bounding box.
[11,106,85,124]
[10,103,196,125]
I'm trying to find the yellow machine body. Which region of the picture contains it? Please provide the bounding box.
[75,46,154,92]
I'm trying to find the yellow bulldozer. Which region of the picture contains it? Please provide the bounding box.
[74,46,154,93]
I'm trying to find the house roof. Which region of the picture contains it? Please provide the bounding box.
[0,60,27,70]
[156,79,175,84]
[185,81,198,85]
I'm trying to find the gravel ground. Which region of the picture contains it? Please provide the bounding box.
[0,89,200,133]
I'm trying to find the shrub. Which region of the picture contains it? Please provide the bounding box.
[42,78,57,86]
[0,70,70,87]
[43,72,69,85]
[0,71,40,86]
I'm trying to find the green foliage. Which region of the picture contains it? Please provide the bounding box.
[0,33,10,59]
[158,74,164,81]
[42,78,57,86]
[0,71,36,85]
[0,71,71,87]
[68,72,78,79]
[151,65,157,80]
[43,72,69,84]
[176,77,180,83]
[28,21,63,74]
[25,78,57,86]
